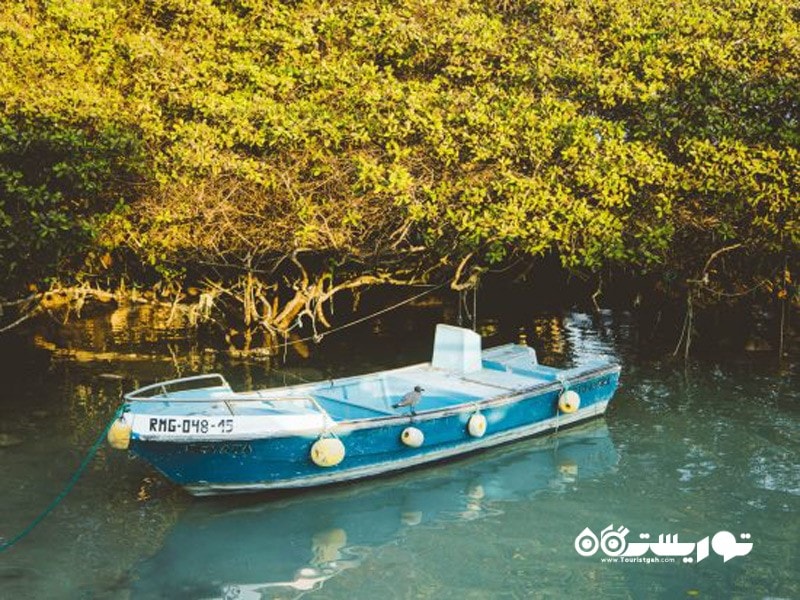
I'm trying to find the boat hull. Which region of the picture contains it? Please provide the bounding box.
[129,367,619,496]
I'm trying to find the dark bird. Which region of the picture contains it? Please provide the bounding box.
[393,385,424,414]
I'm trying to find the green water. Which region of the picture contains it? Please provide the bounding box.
[0,307,798,599]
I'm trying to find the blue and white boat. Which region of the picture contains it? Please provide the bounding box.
[109,324,620,496]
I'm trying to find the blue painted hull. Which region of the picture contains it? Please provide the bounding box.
[129,366,619,495]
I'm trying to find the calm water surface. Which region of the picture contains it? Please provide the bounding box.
[0,305,798,599]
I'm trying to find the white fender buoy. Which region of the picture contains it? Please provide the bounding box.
[312,528,347,563]
[467,413,487,438]
[107,415,132,450]
[558,390,581,414]
[310,437,345,467]
[401,427,424,448]
[558,458,579,479]
[401,511,423,526]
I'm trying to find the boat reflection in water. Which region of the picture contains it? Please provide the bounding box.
[132,421,618,599]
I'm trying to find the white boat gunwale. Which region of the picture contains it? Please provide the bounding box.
[124,361,619,441]
[123,341,544,403]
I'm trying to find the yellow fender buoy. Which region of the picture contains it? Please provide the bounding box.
[401,427,424,448]
[558,390,581,414]
[312,528,347,563]
[107,416,132,450]
[558,458,579,479]
[467,413,487,438]
[310,437,345,467]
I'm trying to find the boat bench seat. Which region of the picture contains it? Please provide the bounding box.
[483,360,561,382]
[311,378,396,420]
[313,396,395,420]
[461,368,543,390]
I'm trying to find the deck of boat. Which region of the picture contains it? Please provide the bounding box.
[257,342,560,421]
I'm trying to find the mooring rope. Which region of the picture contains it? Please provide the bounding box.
[0,405,124,553]
[273,281,450,350]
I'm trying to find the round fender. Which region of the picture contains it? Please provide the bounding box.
[107,416,132,450]
[467,413,487,438]
[310,437,346,467]
[558,390,581,414]
[401,427,424,448]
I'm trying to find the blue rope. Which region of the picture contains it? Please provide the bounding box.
[0,404,125,553]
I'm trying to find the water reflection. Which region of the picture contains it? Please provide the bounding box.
[132,422,618,599]
[521,312,623,370]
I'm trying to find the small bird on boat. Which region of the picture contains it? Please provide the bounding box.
[393,386,424,414]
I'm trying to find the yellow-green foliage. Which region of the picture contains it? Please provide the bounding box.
[0,0,797,294]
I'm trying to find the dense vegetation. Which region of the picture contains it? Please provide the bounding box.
[1,0,798,348]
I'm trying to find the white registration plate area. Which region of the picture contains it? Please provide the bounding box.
[148,417,234,435]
